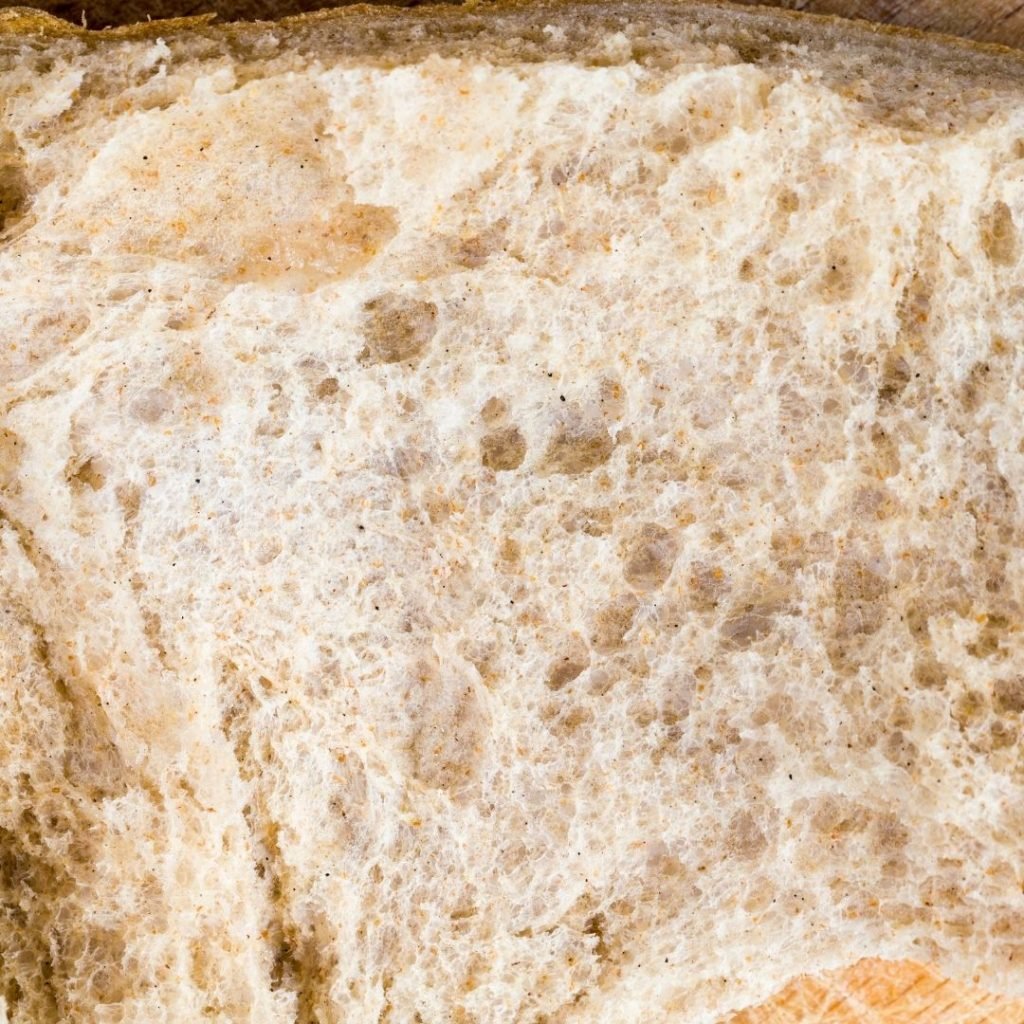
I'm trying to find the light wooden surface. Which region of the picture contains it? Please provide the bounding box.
[728,959,1024,1024]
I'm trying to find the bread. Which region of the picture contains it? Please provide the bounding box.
[2,2,1024,1021]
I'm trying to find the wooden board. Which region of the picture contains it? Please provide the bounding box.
[728,958,1024,1024]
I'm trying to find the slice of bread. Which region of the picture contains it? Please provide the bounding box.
[2,3,1024,1022]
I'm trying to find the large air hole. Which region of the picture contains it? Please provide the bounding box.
[0,153,28,238]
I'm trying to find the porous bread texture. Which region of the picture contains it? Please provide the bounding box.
[2,3,1024,1022]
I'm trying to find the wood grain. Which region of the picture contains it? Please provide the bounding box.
[728,959,1024,1024]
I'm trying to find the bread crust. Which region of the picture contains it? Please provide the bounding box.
[3,0,1024,68]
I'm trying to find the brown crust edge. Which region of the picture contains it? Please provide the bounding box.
[2,0,1024,65]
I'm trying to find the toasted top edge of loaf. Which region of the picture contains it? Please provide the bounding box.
[3,0,1024,73]
[2,0,1024,146]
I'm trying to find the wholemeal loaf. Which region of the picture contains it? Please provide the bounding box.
[2,2,1024,1022]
